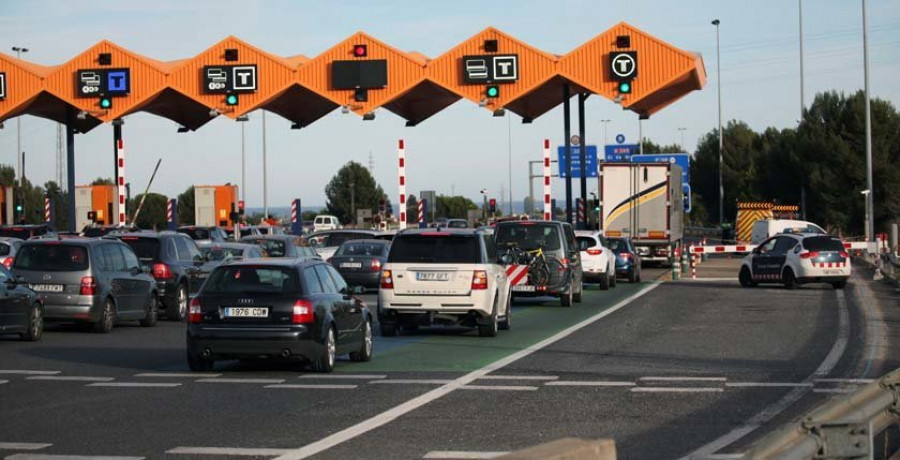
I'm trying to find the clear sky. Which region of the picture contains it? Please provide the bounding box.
[1,0,898,209]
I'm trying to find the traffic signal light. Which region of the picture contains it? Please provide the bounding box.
[486,85,499,98]
[353,44,368,58]
[617,81,632,94]
[87,211,96,221]
[15,204,23,213]
[489,198,497,213]
[225,94,239,106]
[99,97,112,109]
[238,200,245,215]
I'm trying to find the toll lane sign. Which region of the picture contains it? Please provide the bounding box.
[202,65,258,93]
[0,72,5,100]
[609,51,638,80]
[76,68,131,97]
[462,54,519,84]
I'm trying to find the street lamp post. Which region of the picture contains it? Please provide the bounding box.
[712,19,724,228]
[236,115,249,204]
[799,0,806,116]
[678,127,687,150]
[600,119,611,148]
[861,190,870,242]
[862,0,874,244]
[262,111,268,220]
[11,46,28,185]
[480,189,487,223]
[350,181,356,227]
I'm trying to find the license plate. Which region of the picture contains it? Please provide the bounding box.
[224,307,269,318]
[340,262,363,269]
[512,285,536,292]
[416,272,450,281]
[823,270,842,275]
[30,284,63,293]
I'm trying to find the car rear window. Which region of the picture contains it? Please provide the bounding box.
[118,237,161,262]
[0,244,11,256]
[0,227,37,240]
[201,246,245,261]
[203,265,300,294]
[606,238,627,252]
[14,244,89,271]
[803,236,845,252]
[336,243,386,257]
[245,239,288,257]
[388,234,481,264]
[495,224,562,251]
[447,220,468,228]
[179,228,210,240]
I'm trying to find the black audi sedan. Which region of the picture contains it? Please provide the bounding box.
[328,239,390,291]
[186,259,373,373]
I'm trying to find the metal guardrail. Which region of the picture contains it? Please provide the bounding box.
[744,368,900,459]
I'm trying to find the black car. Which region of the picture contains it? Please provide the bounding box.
[81,225,140,238]
[607,237,642,283]
[113,232,208,321]
[328,239,390,290]
[0,265,43,341]
[240,235,301,258]
[186,259,372,373]
[0,225,54,240]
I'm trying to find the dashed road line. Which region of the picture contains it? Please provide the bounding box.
[631,387,725,393]
[423,452,508,459]
[545,381,636,387]
[88,382,182,388]
[369,379,454,385]
[639,376,727,382]
[725,382,813,388]
[5,455,144,460]
[266,384,358,390]
[0,379,7,385]
[0,443,52,450]
[813,388,857,394]
[477,375,558,381]
[196,378,285,384]
[27,376,114,382]
[166,447,292,456]
[458,385,538,391]
[814,378,875,384]
[0,370,61,375]
[134,373,221,378]
[298,374,386,380]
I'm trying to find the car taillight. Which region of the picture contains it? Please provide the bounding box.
[800,251,820,259]
[380,270,394,289]
[471,270,488,290]
[292,299,314,324]
[1,257,13,269]
[370,259,382,272]
[839,251,849,258]
[619,252,632,260]
[152,263,173,280]
[586,248,603,256]
[188,298,203,323]
[79,276,97,295]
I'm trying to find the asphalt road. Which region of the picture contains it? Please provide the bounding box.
[0,262,894,460]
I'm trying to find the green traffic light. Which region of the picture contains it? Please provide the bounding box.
[226,94,239,105]
[618,81,632,94]
[15,205,22,212]
[486,86,499,98]
[99,98,112,109]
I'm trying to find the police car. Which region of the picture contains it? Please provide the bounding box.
[739,233,850,289]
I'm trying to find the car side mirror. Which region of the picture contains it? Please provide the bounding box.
[752,248,761,255]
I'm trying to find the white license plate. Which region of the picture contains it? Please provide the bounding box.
[416,272,450,281]
[224,307,269,318]
[512,285,536,292]
[31,284,63,293]
[823,270,842,275]
[340,262,363,269]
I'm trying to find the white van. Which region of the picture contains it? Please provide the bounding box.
[750,219,826,245]
[313,215,341,232]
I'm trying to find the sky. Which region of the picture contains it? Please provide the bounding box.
[1,0,898,210]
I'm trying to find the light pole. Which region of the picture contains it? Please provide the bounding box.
[712,19,724,228]
[480,189,487,223]
[600,119,611,150]
[236,115,249,204]
[507,114,513,215]
[262,111,268,220]
[11,46,28,185]
[678,127,687,151]
[861,190,870,242]
[799,0,806,116]
[349,181,356,227]
[862,0,874,243]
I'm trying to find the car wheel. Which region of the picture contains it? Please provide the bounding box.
[93,299,115,334]
[783,268,799,290]
[560,287,573,307]
[169,285,188,321]
[312,326,336,373]
[628,269,637,283]
[140,295,158,327]
[350,317,373,362]
[610,271,617,288]
[478,297,499,337]
[832,280,847,290]
[379,322,398,337]
[598,272,610,291]
[739,266,757,288]
[498,292,512,331]
[21,302,43,342]
[187,349,214,372]
[636,268,642,283]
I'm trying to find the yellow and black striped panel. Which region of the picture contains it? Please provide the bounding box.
[736,209,773,242]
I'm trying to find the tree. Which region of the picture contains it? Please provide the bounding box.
[91,177,114,186]
[325,162,389,224]
[435,195,477,219]
[177,186,195,226]
[406,194,418,224]
[641,139,684,154]
[130,193,168,230]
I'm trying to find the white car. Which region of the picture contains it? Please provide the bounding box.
[739,233,851,289]
[378,228,511,337]
[306,230,382,261]
[575,230,616,290]
[313,215,341,233]
[750,219,826,245]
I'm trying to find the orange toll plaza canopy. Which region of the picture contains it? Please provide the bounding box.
[0,22,705,132]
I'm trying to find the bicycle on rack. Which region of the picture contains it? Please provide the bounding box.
[504,243,553,287]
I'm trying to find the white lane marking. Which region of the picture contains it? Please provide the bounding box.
[813,388,857,394]
[681,289,850,460]
[369,379,453,385]
[639,376,727,382]
[725,383,813,388]
[681,278,737,282]
[458,385,538,391]
[632,387,724,393]
[423,452,509,459]
[0,380,7,385]
[134,373,221,378]
[88,382,181,388]
[545,381,636,387]
[266,384,358,390]
[272,283,660,460]
[706,454,745,459]
[813,378,875,384]
[0,370,60,375]
[0,443,52,450]
[27,376,114,382]
[477,375,558,381]
[196,378,285,384]
[166,447,292,456]
[298,374,386,380]
[5,455,144,460]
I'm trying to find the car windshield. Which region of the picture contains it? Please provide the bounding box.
[203,265,300,294]
[179,228,211,240]
[0,244,11,256]
[803,236,845,252]
[388,234,480,263]
[782,224,825,235]
[201,246,245,261]
[14,244,89,271]
[246,239,287,257]
[118,237,161,262]
[447,220,467,228]
[336,243,386,257]
[494,224,562,251]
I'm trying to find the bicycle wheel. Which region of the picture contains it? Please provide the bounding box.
[529,262,550,286]
[544,257,571,290]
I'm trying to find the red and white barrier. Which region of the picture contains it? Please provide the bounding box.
[44,197,51,223]
[117,138,126,226]
[542,139,551,221]
[398,139,407,230]
[506,265,529,286]
[691,244,756,254]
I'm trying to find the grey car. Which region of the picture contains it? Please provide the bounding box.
[0,237,23,270]
[12,238,159,333]
[199,242,264,268]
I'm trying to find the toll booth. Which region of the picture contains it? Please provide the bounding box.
[75,185,120,231]
[194,185,239,228]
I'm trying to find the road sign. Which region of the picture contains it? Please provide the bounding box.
[0,72,6,100]
[615,134,626,144]
[461,54,519,84]
[610,51,638,79]
[76,68,131,97]
[202,65,258,93]
[603,144,639,162]
[630,153,691,186]
[570,135,581,146]
[557,145,598,178]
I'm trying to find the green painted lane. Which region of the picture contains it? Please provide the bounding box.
[343,281,655,373]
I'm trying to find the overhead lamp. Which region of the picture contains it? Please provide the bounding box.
[613,94,624,104]
[484,39,499,53]
[492,109,506,117]
[291,122,302,130]
[236,115,249,122]
[111,118,124,126]
[341,105,350,114]
[209,108,221,118]
[224,48,239,62]
[177,125,190,133]
[98,53,112,65]
[362,112,375,121]
[405,120,419,127]
[478,98,488,108]
[522,117,533,124]
[76,110,88,120]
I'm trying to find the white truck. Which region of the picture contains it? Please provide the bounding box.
[599,163,684,266]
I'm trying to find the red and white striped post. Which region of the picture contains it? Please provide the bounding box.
[44,197,51,224]
[542,139,552,221]
[690,244,697,280]
[166,198,177,231]
[116,138,126,226]
[417,200,424,224]
[398,139,407,230]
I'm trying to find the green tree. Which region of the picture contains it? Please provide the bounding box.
[435,195,477,219]
[91,177,114,186]
[177,186,195,226]
[325,162,389,224]
[130,193,168,230]
[641,139,684,154]
[406,194,418,224]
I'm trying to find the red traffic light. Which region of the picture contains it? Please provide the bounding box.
[489,199,496,206]
[238,200,245,210]
[353,44,368,58]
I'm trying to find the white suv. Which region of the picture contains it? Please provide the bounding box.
[740,233,851,289]
[378,229,511,337]
[575,230,616,290]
